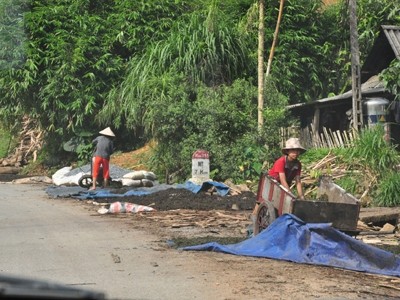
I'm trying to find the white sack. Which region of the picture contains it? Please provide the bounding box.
[121,178,143,187]
[52,166,85,186]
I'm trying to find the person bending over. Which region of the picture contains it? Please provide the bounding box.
[89,127,115,190]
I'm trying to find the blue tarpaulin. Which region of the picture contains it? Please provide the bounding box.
[182,214,400,277]
[177,181,230,196]
[73,188,152,200]
[67,180,230,200]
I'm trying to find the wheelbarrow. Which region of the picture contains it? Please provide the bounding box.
[252,174,361,236]
[78,157,121,189]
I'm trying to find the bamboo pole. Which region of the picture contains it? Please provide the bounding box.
[266,0,285,76]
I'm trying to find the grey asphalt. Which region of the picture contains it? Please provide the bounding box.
[0,183,232,300]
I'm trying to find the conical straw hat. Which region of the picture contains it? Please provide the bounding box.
[99,127,115,137]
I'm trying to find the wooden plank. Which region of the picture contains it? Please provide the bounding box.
[321,127,332,148]
[330,128,339,148]
[343,130,349,145]
[336,130,345,147]
[0,167,21,174]
[359,207,400,224]
[334,130,342,147]
[312,108,320,137]
[325,128,332,147]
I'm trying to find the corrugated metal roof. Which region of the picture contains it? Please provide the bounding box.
[382,25,400,59]
[287,75,386,109]
[362,25,400,81]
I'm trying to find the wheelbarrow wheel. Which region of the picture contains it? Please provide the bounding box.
[253,201,276,236]
[110,180,122,188]
[78,175,93,188]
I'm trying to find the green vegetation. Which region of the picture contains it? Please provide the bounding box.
[345,125,400,207]
[381,59,400,100]
[346,125,399,172]
[0,125,12,158]
[300,148,331,168]
[301,125,400,207]
[375,171,400,207]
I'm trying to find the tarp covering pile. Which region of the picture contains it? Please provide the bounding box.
[182,214,400,277]
[46,180,230,199]
[182,181,229,196]
[77,181,230,200]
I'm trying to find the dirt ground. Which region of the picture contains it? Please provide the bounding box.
[70,183,400,299]
[2,150,400,299]
[102,187,256,211]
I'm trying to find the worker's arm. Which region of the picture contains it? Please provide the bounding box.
[278,172,290,191]
[295,175,305,200]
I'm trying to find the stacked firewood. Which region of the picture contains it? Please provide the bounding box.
[0,116,44,170]
[300,151,374,203]
[302,151,347,186]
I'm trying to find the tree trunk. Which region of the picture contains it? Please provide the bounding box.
[349,0,363,131]
[258,0,265,131]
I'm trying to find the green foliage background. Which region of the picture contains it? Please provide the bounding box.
[0,0,399,188]
[0,126,12,158]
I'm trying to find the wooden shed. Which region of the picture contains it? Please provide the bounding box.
[288,25,400,146]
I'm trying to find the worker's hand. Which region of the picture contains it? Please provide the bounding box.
[299,196,305,200]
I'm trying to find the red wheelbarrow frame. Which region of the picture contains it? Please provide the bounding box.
[253,174,361,235]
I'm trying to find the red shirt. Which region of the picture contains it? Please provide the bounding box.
[268,156,301,185]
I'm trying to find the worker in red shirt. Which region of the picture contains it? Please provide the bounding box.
[268,137,306,200]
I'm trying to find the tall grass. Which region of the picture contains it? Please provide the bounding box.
[345,125,399,173]
[342,125,400,206]
[99,4,251,131]
[375,171,400,207]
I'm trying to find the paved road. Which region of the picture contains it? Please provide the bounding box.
[0,183,234,300]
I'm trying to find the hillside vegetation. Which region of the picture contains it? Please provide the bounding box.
[2,124,399,208]
[0,0,399,199]
[300,125,400,207]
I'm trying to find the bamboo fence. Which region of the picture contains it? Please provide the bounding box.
[280,126,359,149]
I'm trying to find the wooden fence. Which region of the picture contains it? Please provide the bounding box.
[280,126,359,149]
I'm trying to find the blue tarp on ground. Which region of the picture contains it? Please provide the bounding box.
[182,214,400,277]
[177,180,230,196]
[65,180,230,200]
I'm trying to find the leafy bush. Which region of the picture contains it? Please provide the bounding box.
[146,78,291,184]
[259,78,293,163]
[0,126,12,158]
[381,59,400,100]
[62,130,97,165]
[149,79,260,182]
